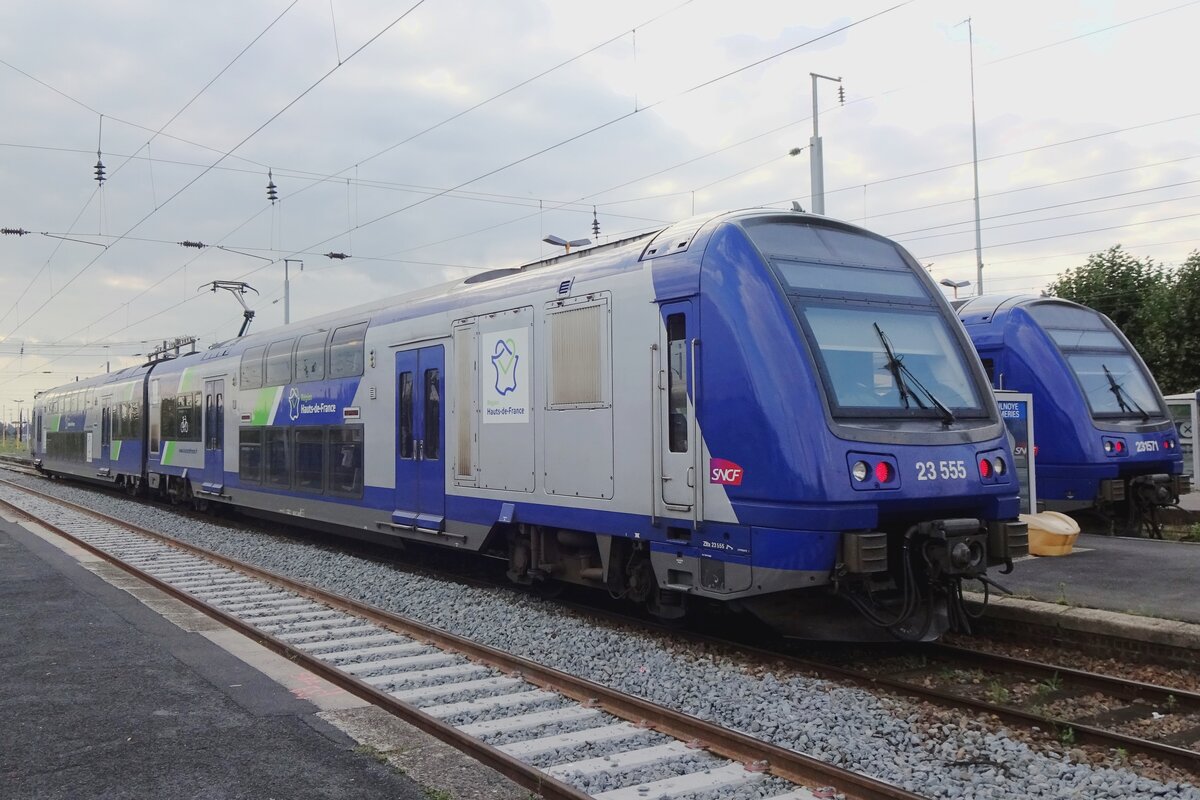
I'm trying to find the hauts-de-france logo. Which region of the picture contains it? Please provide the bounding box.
[288,387,301,421]
[483,327,529,424]
[491,337,519,395]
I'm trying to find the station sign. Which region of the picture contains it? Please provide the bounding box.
[1164,392,1198,492]
[995,391,1036,515]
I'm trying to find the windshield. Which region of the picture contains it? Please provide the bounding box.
[1064,353,1161,418]
[1027,302,1163,419]
[798,304,985,416]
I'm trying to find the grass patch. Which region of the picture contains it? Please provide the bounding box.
[985,680,1011,705]
[0,438,30,457]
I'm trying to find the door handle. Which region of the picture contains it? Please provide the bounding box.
[417,439,424,460]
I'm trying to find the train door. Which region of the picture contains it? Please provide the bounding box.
[394,346,446,531]
[203,378,225,491]
[658,301,696,512]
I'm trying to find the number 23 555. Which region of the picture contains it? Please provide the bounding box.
[916,460,966,480]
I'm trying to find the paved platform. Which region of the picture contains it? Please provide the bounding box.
[974,533,1200,650]
[0,515,526,800]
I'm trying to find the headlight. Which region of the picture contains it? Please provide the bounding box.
[852,461,869,482]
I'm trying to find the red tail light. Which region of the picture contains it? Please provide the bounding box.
[979,458,992,478]
[874,461,892,483]
[1115,441,1125,453]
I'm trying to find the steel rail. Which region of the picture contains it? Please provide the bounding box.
[0,487,590,800]
[928,643,1200,709]
[544,601,1200,772]
[0,479,925,800]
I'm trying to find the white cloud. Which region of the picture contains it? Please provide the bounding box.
[0,0,1195,401]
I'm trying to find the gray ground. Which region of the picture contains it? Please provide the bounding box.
[0,519,428,800]
[997,533,1200,623]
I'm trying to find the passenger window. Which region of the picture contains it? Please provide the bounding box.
[216,394,223,446]
[265,339,294,386]
[205,394,214,449]
[239,429,263,483]
[666,314,688,453]
[424,368,440,460]
[265,428,290,487]
[399,372,414,459]
[294,428,324,492]
[294,331,327,382]
[328,426,364,497]
[329,322,368,378]
[240,346,265,389]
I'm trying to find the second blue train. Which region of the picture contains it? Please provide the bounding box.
[957,294,1187,535]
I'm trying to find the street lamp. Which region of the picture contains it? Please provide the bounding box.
[787,147,808,211]
[808,72,843,216]
[939,278,971,299]
[543,234,590,254]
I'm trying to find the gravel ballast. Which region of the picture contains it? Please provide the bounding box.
[11,475,1200,800]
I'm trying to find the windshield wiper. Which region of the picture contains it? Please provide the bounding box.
[1102,363,1150,421]
[873,323,956,425]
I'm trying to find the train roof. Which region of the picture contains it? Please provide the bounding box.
[49,209,909,386]
[956,293,1090,326]
[189,208,884,359]
[36,361,154,400]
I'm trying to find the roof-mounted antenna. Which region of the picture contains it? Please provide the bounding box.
[199,280,260,337]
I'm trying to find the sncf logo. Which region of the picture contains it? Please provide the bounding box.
[710,458,744,486]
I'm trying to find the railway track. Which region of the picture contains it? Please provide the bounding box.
[809,643,1200,771]
[0,478,923,800]
[547,606,1200,775]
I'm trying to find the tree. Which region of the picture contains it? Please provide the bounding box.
[1048,247,1200,395]
[1047,246,1166,348]
[1150,250,1200,394]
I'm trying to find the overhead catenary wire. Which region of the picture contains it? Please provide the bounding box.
[0,0,302,364]
[0,2,430,386]
[5,1,1197,388]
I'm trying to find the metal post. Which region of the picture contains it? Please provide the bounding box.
[963,18,984,295]
[809,73,842,216]
[283,259,303,325]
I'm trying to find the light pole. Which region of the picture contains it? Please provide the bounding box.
[809,72,843,216]
[12,399,24,444]
[283,259,303,325]
[958,18,984,295]
[939,278,971,299]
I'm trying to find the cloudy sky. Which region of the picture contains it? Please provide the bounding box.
[1,0,1196,409]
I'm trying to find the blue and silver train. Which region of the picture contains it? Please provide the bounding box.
[956,294,1186,535]
[31,210,1026,640]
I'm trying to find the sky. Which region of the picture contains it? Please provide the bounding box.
[0,0,1197,412]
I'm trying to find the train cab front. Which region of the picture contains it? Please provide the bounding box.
[1013,299,1185,534]
[696,213,1025,641]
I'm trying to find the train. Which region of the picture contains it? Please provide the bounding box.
[30,209,1027,641]
[956,294,1187,535]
